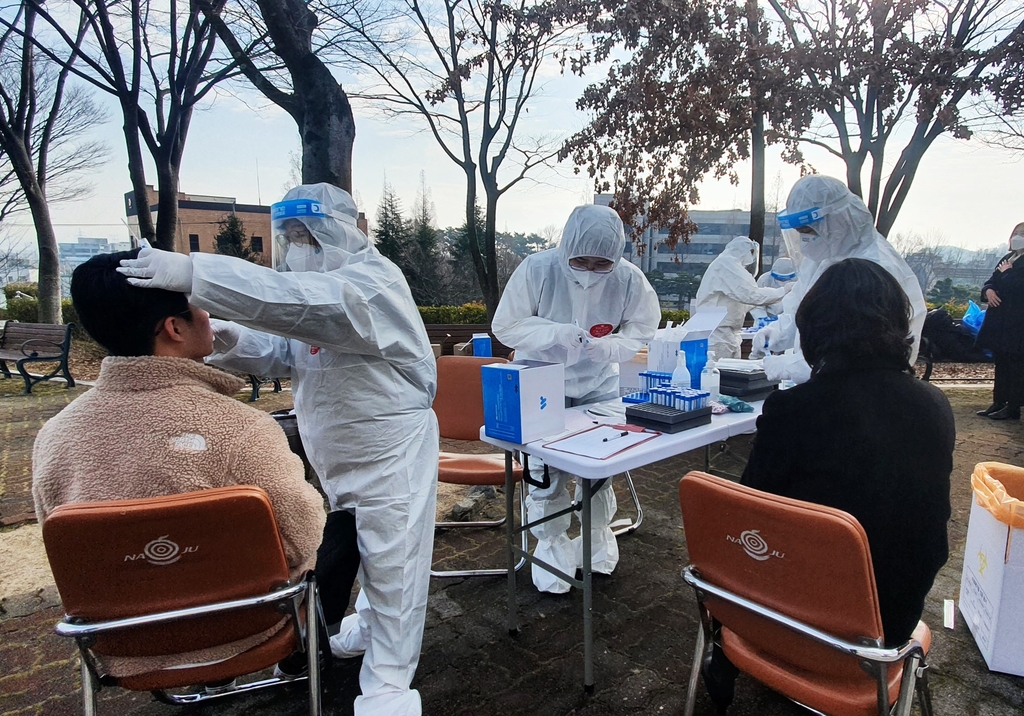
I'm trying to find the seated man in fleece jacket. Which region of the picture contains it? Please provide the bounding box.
[31,248,326,677]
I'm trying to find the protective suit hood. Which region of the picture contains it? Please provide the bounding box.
[780,175,874,264]
[273,183,367,272]
[557,205,626,287]
[769,257,797,281]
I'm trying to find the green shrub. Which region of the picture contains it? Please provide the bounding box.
[660,309,689,326]
[5,296,38,322]
[3,281,38,300]
[418,302,489,324]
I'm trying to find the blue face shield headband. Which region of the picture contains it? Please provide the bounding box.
[771,270,797,281]
[778,207,824,230]
[272,199,329,222]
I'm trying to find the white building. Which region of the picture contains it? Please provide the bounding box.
[58,237,133,294]
[594,195,783,276]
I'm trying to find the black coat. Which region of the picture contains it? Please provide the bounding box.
[741,361,954,646]
[977,252,1024,356]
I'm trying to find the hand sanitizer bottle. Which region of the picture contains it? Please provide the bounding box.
[701,351,720,402]
[671,351,691,389]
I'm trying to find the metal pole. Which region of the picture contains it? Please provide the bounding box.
[306,582,321,716]
[582,478,594,693]
[506,450,518,634]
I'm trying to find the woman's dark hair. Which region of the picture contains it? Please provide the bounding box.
[796,258,913,375]
[70,248,190,356]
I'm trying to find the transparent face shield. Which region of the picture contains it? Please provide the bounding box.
[778,206,825,268]
[271,199,328,272]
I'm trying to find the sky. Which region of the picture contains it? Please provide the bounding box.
[11,56,1024,259]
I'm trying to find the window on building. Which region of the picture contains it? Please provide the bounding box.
[189,234,200,252]
[250,236,263,253]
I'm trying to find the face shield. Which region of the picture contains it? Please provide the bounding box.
[769,257,797,282]
[271,199,329,272]
[778,206,826,267]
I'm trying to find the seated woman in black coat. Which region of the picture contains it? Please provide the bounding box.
[703,258,955,709]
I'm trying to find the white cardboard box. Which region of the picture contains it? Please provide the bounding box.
[481,360,565,444]
[959,498,1024,676]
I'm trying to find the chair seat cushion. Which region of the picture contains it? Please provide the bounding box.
[117,620,299,691]
[438,452,522,486]
[722,620,931,716]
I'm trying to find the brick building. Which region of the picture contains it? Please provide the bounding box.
[124,186,273,267]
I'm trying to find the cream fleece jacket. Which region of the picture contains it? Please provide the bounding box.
[32,356,326,677]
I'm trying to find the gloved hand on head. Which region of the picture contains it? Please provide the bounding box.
[209,318,242,353]
[117,247,193,294]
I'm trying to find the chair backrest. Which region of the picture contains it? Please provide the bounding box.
[679,471,884,678]
[434,355,508,440]
[43,486,292,659]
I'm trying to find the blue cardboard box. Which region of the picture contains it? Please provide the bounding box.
[482,360,565,444]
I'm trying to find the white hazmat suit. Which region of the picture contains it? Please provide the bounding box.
[491,205,660,593]
[119,184,438,716]
[693,237,788,360]
[752,175,926,384]
[750,257,797,320]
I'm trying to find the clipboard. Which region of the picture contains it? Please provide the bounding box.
[542,423,660,460]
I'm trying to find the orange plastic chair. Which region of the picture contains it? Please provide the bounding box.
[678,471,933,716]
[43,486,322,715]
[431,355,528,577]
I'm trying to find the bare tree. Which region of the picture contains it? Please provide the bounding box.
[340,0,579,317]
[0,3,107,322]
[765,0,1024,236]
[199,0,362,190]
[21,0,241,250]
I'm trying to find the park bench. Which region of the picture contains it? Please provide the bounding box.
[423,324,513,358]
[0,321,75,394]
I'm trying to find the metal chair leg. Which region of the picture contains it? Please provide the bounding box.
[683,620,706,716]
[611,471,644,536]
[306,579,321,716]
[431,480,528,578]
[81,654,98,716]
[915,661,933,716]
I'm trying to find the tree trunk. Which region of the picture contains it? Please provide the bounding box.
[122,108,156,244]
[483,191,500,319]
[296,59,355,191]
[25,183,61,323]
[154,159,180,251]
[749,111,766,267]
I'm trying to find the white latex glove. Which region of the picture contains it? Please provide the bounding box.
[749,323,778,359]
[210,318,242,353]
[556,324,589,349]
[763,353,812,384]
[583,337,617,364]
[117,247,193,293]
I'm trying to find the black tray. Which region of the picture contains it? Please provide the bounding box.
[719,385,777,402]
[625,404,713,434]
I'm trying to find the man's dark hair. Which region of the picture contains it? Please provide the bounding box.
[796,258,913,375]
[71,249,190,356]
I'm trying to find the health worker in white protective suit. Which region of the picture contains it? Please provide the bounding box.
[693,237,790,360]
[750,257,797,321]
[491,204,660,593]
[750,175,926,384]
[117,183,438,716]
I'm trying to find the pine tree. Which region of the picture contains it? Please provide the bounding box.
[213,214,260,262]
[373,182,411,268]
[406,174,443,305]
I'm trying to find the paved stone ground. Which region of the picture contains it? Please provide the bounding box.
[2,387,1023,715]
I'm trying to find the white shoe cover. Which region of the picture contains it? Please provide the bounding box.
[531,534,576,594]
[329,612,369,658]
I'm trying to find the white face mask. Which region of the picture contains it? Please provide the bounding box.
[572,270,611,289]
[1011,235,1024,251]
[285,243,324,272]
[800,232,829,262]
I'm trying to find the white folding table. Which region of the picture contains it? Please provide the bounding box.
[479,400,762,691]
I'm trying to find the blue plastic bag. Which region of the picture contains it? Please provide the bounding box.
[961,300,986,337]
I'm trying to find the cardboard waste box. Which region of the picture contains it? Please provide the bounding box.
[959,461,1024,676]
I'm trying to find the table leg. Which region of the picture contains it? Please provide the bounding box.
[582,478,594,693]
[506,450,518,634]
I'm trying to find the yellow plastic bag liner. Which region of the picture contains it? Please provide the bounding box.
[972,462,1024,530]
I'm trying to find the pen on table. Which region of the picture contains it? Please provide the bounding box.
[602,431,630,442]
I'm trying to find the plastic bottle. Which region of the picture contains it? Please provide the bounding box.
[671,351,691,389]
[701,351,721,402]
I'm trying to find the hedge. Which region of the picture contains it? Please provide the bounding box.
[925,300,969,320]
[1,293,82,337]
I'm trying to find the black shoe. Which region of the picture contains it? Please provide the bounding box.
[273,650,311,680]
[701,642,738,713]
[202,677,237,695]
[977,402,1006,417]
[988,406,1021,421]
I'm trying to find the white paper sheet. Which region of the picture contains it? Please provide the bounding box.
[543,425,655,459]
